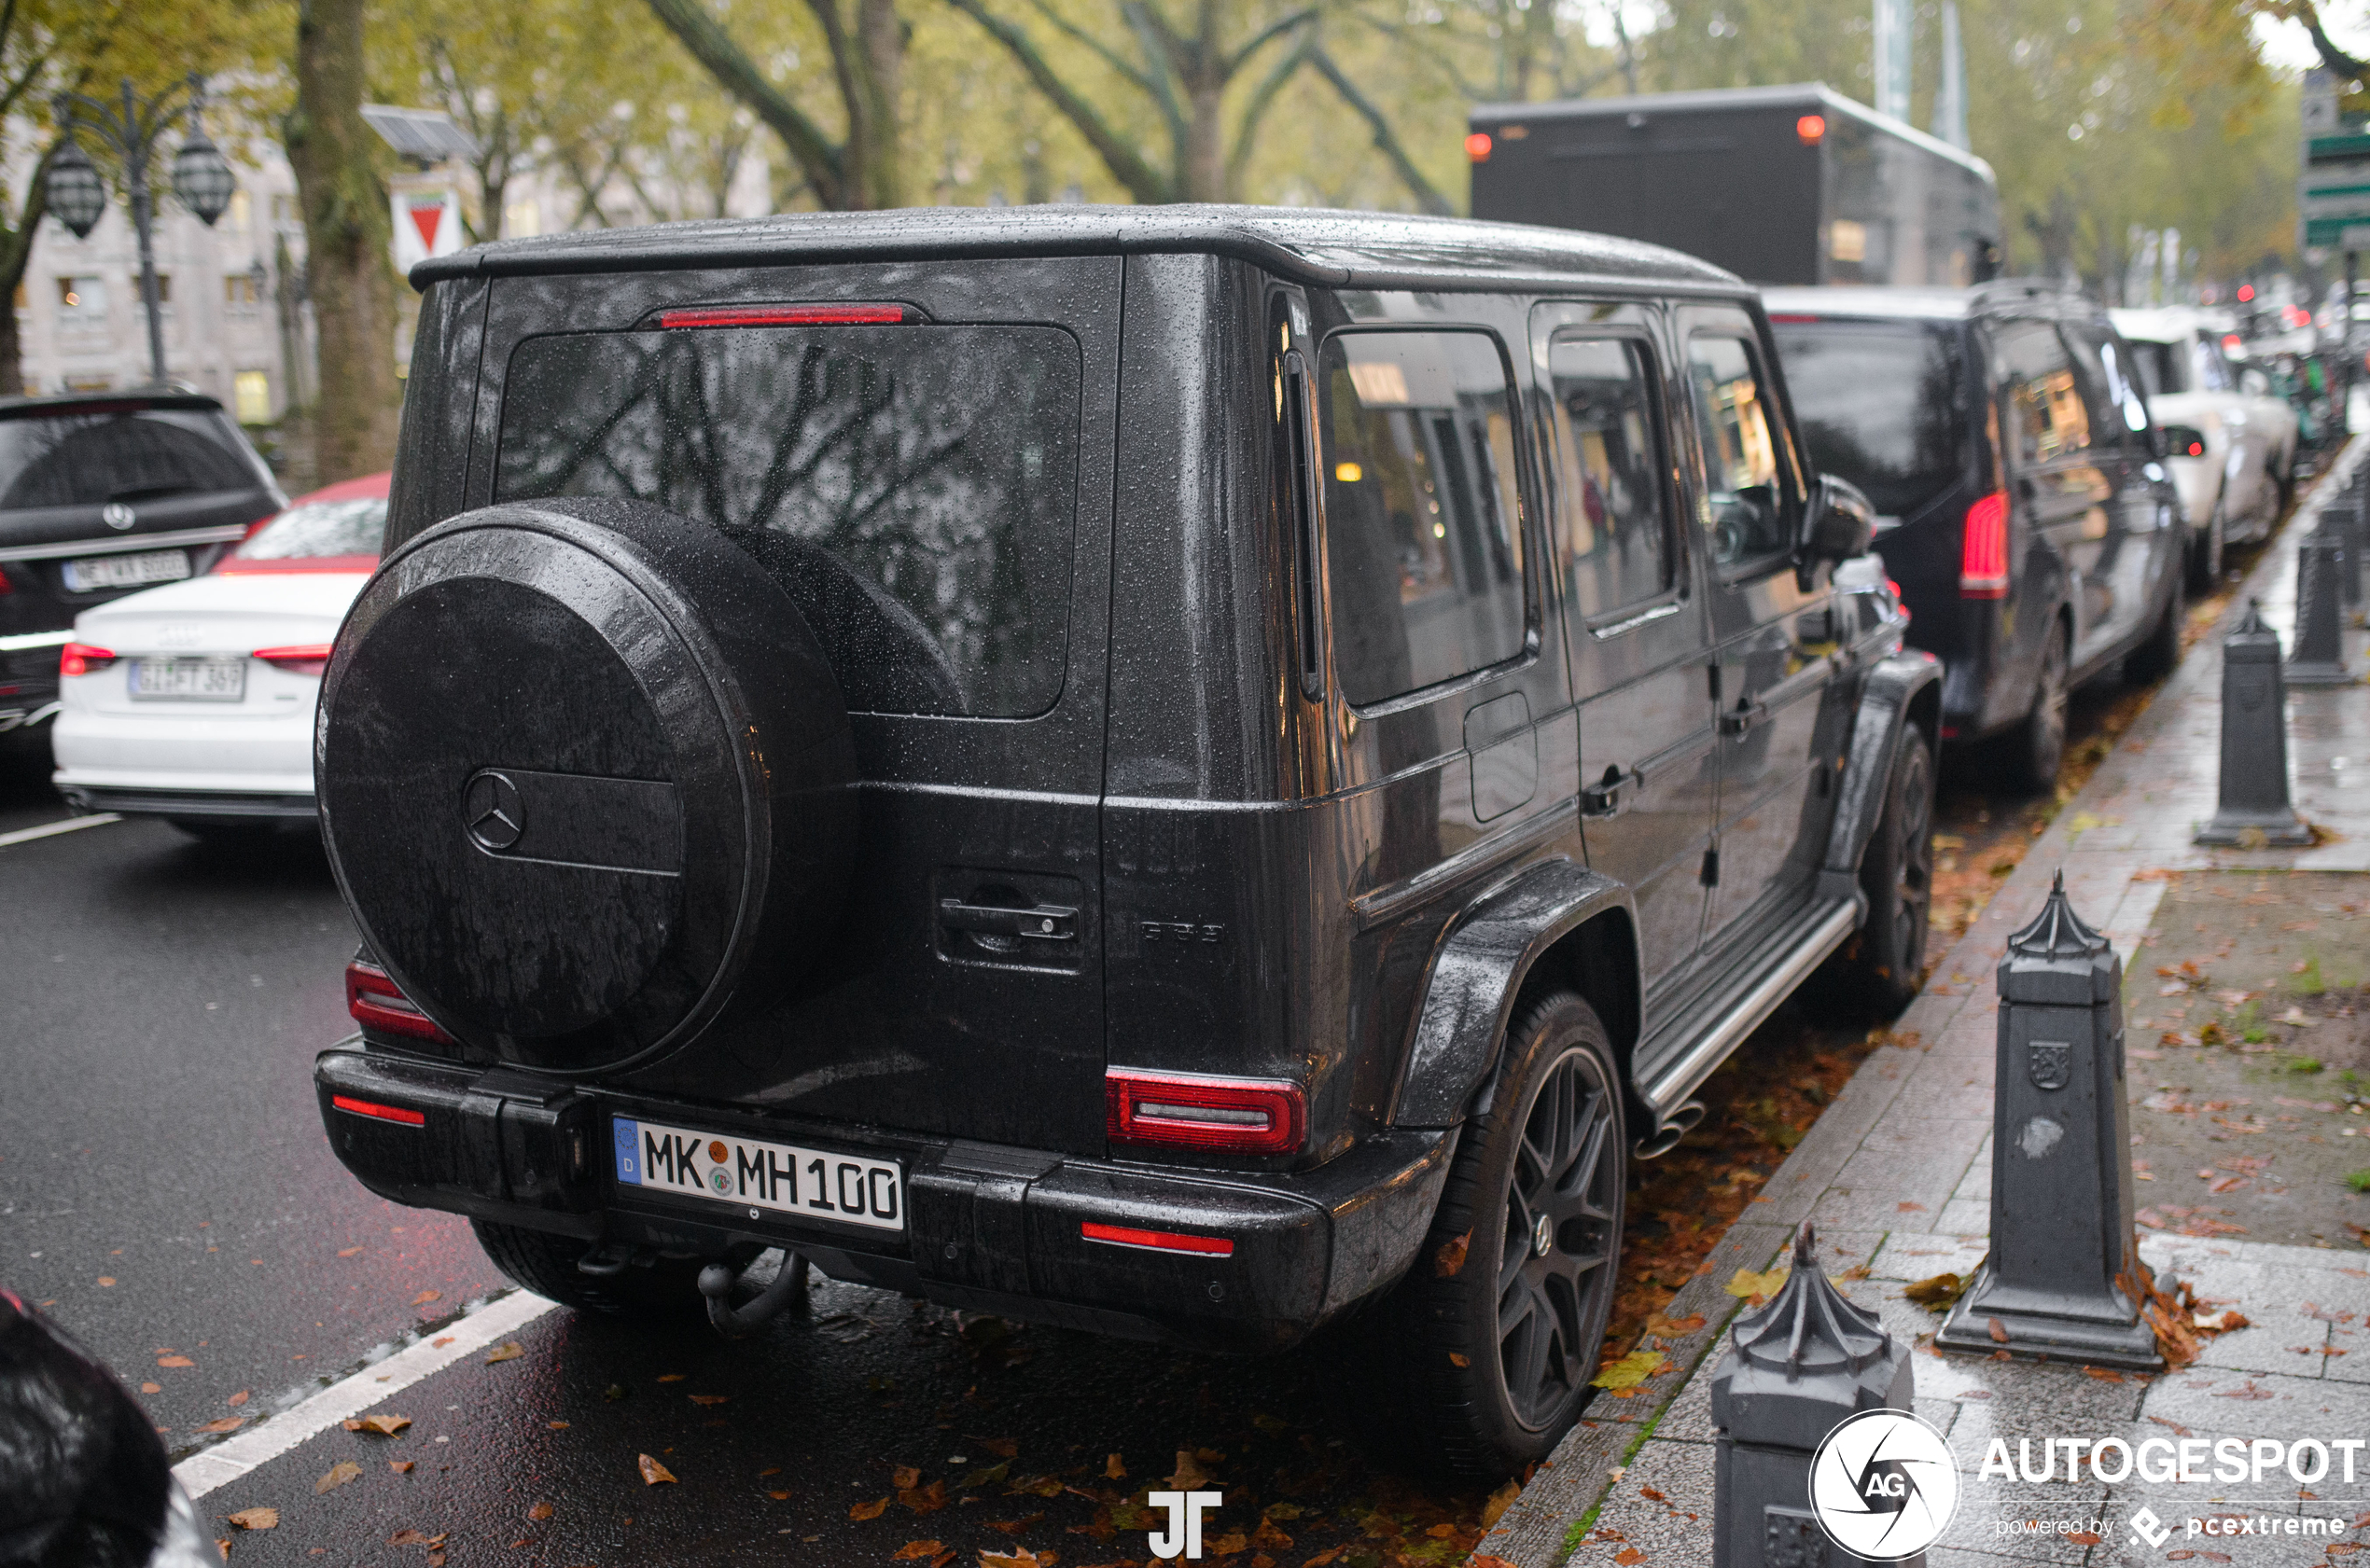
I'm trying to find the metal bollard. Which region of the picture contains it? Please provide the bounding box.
[1711,1223,1916,1568]
[2194,601,2314,846]
[2336,479,2365,615]
[1937,872,2163,1370]
[2288,527,2355,686]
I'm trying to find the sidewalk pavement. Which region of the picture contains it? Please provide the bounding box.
[1476,439,2370,1568]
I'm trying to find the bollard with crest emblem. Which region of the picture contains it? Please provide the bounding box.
[2194,601,2313,846]
[1710,1222,1917,1568]
[1936,873,2162,1369]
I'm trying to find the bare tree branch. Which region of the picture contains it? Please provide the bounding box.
[1018,0,1158,96]
[1225,27,1310,192]
[1119,0,1190,148]
[1224,6,1317,76]
[1307,43,1453,215]
[941,0,1173,201]
[642,0,848,208]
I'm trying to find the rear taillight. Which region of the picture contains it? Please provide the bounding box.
[330,1093,426,1127]
[344,960,454,1044]
[254,644,333,676]
[658,304,909,328]
[1959,492,2009,599]
[1106,1069,1305,1156]
[1080,1221,1234,1256]
[60,642,115,676]
[0,564,11,592]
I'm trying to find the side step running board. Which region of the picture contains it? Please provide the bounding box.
[1637,896,1861,1125]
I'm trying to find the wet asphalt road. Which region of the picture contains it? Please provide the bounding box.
[0,751,1490,1565]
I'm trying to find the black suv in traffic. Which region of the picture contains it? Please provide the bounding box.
[311,208,1937,1476]
[0,390,285,749]
[1765,284,2186,791]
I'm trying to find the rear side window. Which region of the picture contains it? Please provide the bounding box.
[1547,335,1671,617]
[2124,338,2185,399]
[1769,319,1969,518]
[233,494,388,560]
[1317,330,1527,707]
[1993,324,2090,465]
[494,325,1081,718]
[1685,334,1790,567]
[0,408,259,510]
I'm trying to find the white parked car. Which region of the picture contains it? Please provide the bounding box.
[51,471,388,842]
[2110,307,2297,587]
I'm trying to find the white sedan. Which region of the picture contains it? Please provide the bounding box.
[50,471,388,842]
[2110,307,2297,586]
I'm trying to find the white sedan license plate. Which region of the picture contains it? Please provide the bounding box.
[63,549,190,591]
[129,658,246,701]
[612,1117,904,1232]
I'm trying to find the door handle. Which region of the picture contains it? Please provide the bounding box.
[1581,768,1638,819]
[1719,699,1768,737]
[939,899,1078,940]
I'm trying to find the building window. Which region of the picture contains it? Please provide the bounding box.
[63,375,113,393]
[225,273,262,307]
[56,275,107,325]
[154,273,171,305]
[504,200,541,238]
[229,190,251,230]
[272,194,298,225]
[234,369,272,424]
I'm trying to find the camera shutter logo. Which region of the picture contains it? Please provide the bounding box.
[463,770,525,853]
[1805,1408,1959,1561]
[101,501,135,530]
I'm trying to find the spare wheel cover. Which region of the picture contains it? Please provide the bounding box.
[317,498,854,1072]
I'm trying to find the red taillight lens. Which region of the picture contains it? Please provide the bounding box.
[0,564,11,593]
[1080,1221,1234,1256]
[254,643,333,676]
[658,304,908,328]
[1796,114,1826,144]
[1106,1069,1305,1156]
[1465,131,1493,163]
[2186,441,2204,457]
[330,1093,426,1127]
[1959,492,2009,599]
[345,961,454,1044]
[60,642,115,676]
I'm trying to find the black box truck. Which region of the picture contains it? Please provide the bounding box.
[1469,83,2001,287]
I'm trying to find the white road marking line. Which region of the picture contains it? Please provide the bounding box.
[172,1288,558,1499]
[0,812,119,848]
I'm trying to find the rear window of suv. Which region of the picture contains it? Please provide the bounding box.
[1770,319,1970,518]
[495,323,1081,719]
[0,405,261,511]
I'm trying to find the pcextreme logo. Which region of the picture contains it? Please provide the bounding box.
[1806,1408,1962,1561]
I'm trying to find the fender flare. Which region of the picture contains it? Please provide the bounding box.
[1816,648,1943,906]
[1389,858,1635,1130]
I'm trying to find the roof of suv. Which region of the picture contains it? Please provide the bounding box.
[410,203,1741,295]
[0,387,228,419]
[1763,281,2097,323]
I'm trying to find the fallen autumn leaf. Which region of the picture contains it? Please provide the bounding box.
[484,1341,523,1364]
[315,1461,364,1494]
[226,1508,278,1531]
[638,1454,678,1485]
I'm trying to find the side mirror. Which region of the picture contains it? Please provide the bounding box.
[1796,473,1875,589]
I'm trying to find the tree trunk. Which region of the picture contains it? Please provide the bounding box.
[287,0,399,481]
[1183,77,1225,201]
[0,144,55,397]
[854,0,905,208]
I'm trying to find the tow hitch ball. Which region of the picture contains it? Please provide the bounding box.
[699,1252,813,1339]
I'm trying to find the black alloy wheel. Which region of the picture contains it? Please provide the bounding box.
[1815,731,1935,1020]
[2006,626,2069,795]
[1357,991,1625,1478]
[2126,560,2184,686]
[2187,499,2226,593]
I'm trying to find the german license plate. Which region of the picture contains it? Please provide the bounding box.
[129,658,246,701]
[612,1117,904,1232]
[63,549,190,591]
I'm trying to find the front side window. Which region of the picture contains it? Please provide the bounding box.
[1317,330,1527,707]
[1685,335,1789,566]
[1548,335,1672,617]
[495,324,1081,719]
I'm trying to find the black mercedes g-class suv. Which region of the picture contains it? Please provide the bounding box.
[311,207,1937,1477]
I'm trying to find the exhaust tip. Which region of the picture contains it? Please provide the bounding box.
[1634,1100,1707,1160]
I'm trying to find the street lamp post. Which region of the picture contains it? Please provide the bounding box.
[46,76,237,386]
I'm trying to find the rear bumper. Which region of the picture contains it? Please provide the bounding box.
[56,784,316,821]
[315,1044,1453,1353]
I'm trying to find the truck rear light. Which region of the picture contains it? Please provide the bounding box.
[658,304,908,328]
[345,960,455,1044]
[1465,132,1493,163]
[60,642,114,676]
[1796,114,1826,144]
[254,643,333,676]
[330,1093,426,1127]
[1959,492,2009,599]
[1106,1069,1304,1155]
[1080,1221,1234,1256]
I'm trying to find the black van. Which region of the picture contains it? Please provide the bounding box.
[310,208,1936,1477]
[1764,284,2186,790]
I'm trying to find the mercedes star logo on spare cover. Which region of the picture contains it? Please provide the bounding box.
[100,502,136,531]
[462,770,525,853]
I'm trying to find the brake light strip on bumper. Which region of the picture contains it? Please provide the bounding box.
[1080,1221,1234,1256]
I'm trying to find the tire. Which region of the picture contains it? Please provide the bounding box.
[471,1219,718,1323]
[1816,731,1935,1020]
[1356,991,1625,1479]
[2186,500,2225,593]
[2003,624,2069,795]
[166,818,280,847]
[2125,564,2184,686]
